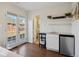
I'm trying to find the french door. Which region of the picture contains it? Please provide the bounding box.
[5,12,28,49]
[17,17,27,44]
[5,13,17,49]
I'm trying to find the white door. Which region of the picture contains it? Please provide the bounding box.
[5,13,17,49]
[17,17,28,44]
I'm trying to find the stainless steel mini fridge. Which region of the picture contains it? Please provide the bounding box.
[59,34,75,57]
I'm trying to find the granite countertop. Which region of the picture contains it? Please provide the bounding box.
[0,47,22,57]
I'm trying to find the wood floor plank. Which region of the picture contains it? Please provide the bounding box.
[10,43,65,57]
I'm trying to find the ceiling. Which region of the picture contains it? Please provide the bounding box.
[13,2,72,11]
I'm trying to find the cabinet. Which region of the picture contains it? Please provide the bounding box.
[46,34,59,52]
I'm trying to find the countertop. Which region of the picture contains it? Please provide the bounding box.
[46,32,74,35]
[47,32,59,35]
[0,47,22,57]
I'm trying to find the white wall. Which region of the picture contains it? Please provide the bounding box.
[28,4,72,43]
[0,3,28,47]
[47,18,72,33]
[28,18,33,43]
[72,19,79,57]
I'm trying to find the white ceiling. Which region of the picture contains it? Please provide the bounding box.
[13,2,72,11]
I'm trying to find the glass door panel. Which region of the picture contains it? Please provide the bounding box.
[18,17,27,43]
[6,14,17,49]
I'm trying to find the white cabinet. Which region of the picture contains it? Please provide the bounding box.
[46,34,59,52]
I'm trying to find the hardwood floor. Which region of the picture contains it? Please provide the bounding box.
[10,43,65,57]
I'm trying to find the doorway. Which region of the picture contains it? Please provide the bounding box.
[33,16,40,44]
